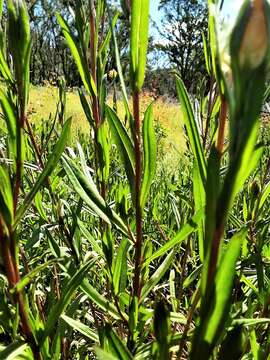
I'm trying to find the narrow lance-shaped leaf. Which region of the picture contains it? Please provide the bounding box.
[61,314,99,343]
[143,209,203,267]
[95,348,118,360]
[191,230,246,359]
[207,0,217,78]
[105,2,131,119]
[0,165,14,226]
[7,0,31,111]
[41,260,94,343]
[0,341,31,360]
[258,180,270,210]
[62,154,128,236]
[15,118,71,227]
[77,219,104,257]
[78,89,94,128]
[193,161,205,262]
[0,90,17,156]
[141,250,175,301]
[140,103,157,209]
[57,14,97,98]
[154,301,170,360]
[201,146,220,296]
[99,12,118,64]
[202,32,211,75]
[0,48,13,83]
[112,238,129,295]
[97,121,110,182]
[130,0,150,91]
[176,76,206,185]
[81,280,127,321]
[11,259,62,293]
[103,324,133,360]
[105,105,135,194]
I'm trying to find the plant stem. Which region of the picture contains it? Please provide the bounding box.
[89,0,100,129]
[0,222,39,357]
[133,90,143,301]
[13,131,22,214]
[176,287,200,360]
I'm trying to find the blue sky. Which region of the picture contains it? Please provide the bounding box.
[149,0,242,36]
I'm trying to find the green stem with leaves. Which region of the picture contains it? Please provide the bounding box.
[132,89,143,301]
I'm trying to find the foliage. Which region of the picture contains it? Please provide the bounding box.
[155,0,208,92]
[0,0,269,359]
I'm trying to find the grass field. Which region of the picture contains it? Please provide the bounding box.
[28,85,185,163]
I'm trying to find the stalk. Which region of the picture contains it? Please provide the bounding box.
[0,221,39,358]
[89,0,108,203]
[132,90,143,300]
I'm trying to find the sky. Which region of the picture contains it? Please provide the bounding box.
[149,0,244,37]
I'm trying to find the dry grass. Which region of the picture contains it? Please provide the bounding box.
[28,86,186,164]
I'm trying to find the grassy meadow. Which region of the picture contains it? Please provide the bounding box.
[1,0,270,359]
[28,85,185,160]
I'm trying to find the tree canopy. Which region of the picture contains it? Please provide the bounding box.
[155,0,208,91]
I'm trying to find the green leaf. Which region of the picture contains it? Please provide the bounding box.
[193,161,205,262]
[191,230,245,359]
[78,89,94,127]
[81,280,127,321]
[207,1,217,77]
[259,181,270,210]
[250,329,260,360]
[57,14,97,98]
[0,341,32,360]
[103,324,133,360]
[95,348,118,360]
[201,146,220,296]
[112,238,129,295]
[7,0,31,110]
[77,219,104,257]
[232,318,270,326]
[154,301,170,360]
[61,314,99,342]
[97,121,110,182]
[233,125,263,201]
[0,165,14,226]
[202,32,210,75]
[62,154,128,236]
[99,12,118,61]
[11,259,62,293]
[106,4,131,120]
[144,209,203,266]
[130,0,150,91]
[41,260,94,343]
[105,105,135,193]
[0,89,17,155]
[15,118,71,227]
[176,76,206,185]
[0,48,13,83]
[34,191,48,222]
[140,103,157,209]
[141,250,175,301]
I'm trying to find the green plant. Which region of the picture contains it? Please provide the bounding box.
[0,0,270,359]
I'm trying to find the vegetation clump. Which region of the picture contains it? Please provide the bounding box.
[0,0,269,359]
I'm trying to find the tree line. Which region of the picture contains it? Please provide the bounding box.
[3,0,208,95]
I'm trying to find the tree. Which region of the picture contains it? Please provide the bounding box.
[155,0,208,92]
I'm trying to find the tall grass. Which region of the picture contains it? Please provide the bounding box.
[0,0,269,359]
